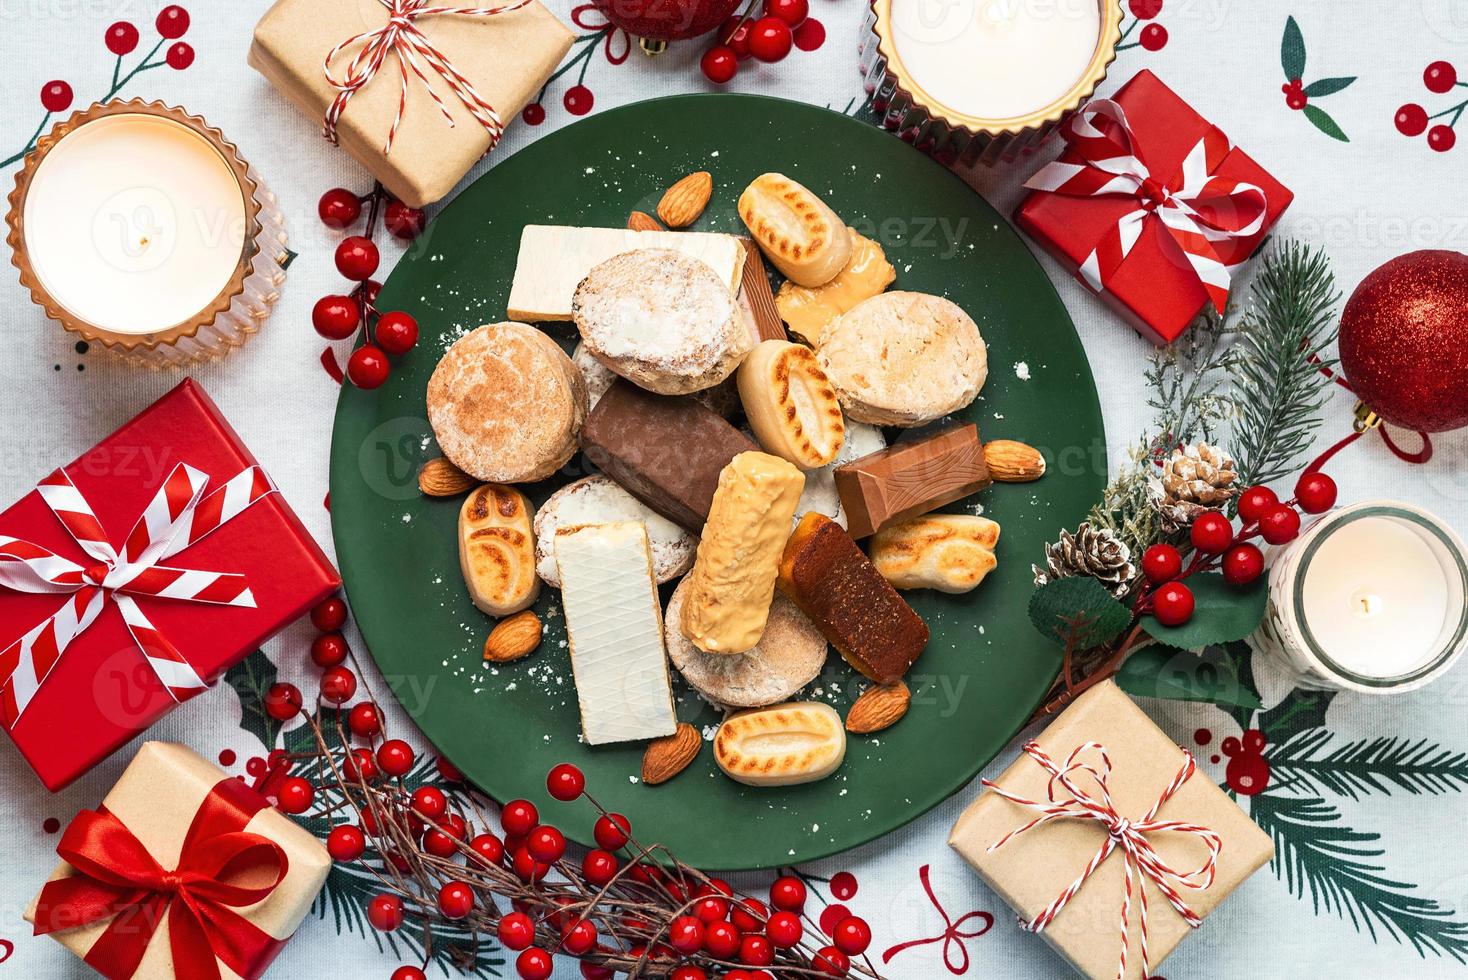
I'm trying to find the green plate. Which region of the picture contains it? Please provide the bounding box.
[330,94,1104,871]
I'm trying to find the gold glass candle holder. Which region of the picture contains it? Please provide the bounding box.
[7,99,289,368]
[861,0,1123,167]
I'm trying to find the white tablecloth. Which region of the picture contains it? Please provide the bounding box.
[4,2,1468,977]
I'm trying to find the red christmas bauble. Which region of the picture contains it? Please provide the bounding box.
[1339,250,1468,432]
[590,0,741,41]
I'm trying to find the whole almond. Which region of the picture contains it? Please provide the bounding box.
[846,681,910,734]
[627,210,664,232]
[642,723,701,785]
[419,457,476,497]
[483,610,542,662]
[984,440,1046,483]
[656,171,713,228]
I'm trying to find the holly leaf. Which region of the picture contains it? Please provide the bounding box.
[1259,687,1338,744]
[222,648,279,749]
[1141,572,1268,648]
[1302,76,1356,97]
[1029,577,1132,648]
[1116,642,1262,709]
[1303,104,1350,142]
[1281,16,1306,80]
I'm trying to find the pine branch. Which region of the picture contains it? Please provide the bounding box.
[1144,311,1236,456]
[1230,241,1341,487]
[1269,730,1468,800]
[1250,791,1468,961]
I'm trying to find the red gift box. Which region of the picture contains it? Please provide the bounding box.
[1016,69,1294,344]
[0,380,338,790]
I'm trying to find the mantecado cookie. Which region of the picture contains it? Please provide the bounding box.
[533,475,696,587]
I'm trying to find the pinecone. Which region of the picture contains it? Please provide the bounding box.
[1148,442,1239,530]
[1032,522,1136,598]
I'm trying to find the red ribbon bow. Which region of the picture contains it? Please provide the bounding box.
[982,741,1221,980]
[1024,98,1269,315]
[323,0,536,155]
[33,777,289,980]
[880,864,994,975]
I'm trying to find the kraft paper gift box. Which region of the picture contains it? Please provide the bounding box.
[950,681,1274,980]
[27,742,331,979]
[249,0,574,207]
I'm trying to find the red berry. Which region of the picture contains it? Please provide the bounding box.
[360,279,383,310]
[815,946,850,976]
[367,893,404,932]
[703,920,741,958]
[336,236,380,281]
[769,875,806,911]
[318,188,362,229]
[764,0,808,27]
[1190,511,1235,554]
[377,739,415,777]
[694,895,729,922]
[1285,92,1307,111]
[1152,581,1195,627]
[347,702,382,739]
[564,84,594,116]
[512,846,550,882]
[311,596,349,631]
[748,16,792,62]
[522,103,546,125]
[740,934,774,966]
[438,880,475,920]
[516,948,553,980]
[165,42,194,70]
[327,824,366,861]
[701,45,739,84]
[766,910,802,947]
[106,22,140,55]
[1142,544,1182,583]
[391,967,427,980]
[1430,125,1458,152]
[1128,0,1162,17]
[1396,103,1429,137]
[40,81,73,114]
[423,827,459,858]
[1425,60,1458,93]
[499,911,535,950]
[671,968,708,980]
[562,918,598,955]
[501,799,539,836]
[347,346,390,389]
[546,762,585,801]
[832,916,872,956]
[263,682,302,720]
[1237,485,1280,524]
[1295,471,1338,514]
[731,897,767,933]
[1222,543,1265,586]
[527,824,566,863]
[276,777,314,814]
[311,631,349,668]
[470,833,504,866]
[344,747,378,782]
[384,200,427,241]
[594,813,630,850]
[435,755,464,782]
[375,311,419,355]
[1139,23,1167,50]
[668,915,706,954]
[409,786,447,821]
[720,16,752,55]
[157,5,190,38]
[1259,504,1302,544]
[583,848,618,886]
[319,665,357,704]
[312,295,360,340]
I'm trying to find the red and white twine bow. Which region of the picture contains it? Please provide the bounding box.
[323,0,535,154]
[982,740,1221,980]
[1025,99,1269,314]
[0,463,274,727]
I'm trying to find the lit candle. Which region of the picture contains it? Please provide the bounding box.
[1257,502,1468,693]
[8,100,288,366]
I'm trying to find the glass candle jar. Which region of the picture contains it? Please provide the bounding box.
[1255,501,1468,694]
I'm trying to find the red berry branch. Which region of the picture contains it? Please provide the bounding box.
[261,595,887,980]
[313,185,427,389]
[1396,60,1466,153]
[701,0,813,85]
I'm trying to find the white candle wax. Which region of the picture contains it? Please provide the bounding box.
[1300,515,1460,678]
[23,113,247,336]
[891,0,1101,119]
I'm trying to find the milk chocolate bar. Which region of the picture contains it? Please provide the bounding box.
[581,380,759,532]
[738,239,787,343]
[778,513,927,684]
[833,424,991,539]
